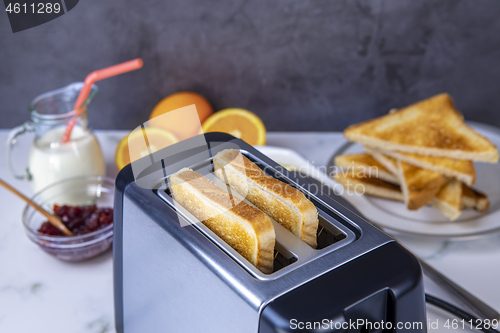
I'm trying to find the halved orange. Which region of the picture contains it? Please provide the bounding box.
[201,108,266,145]
[148,92,213,140]
[115,127,179,170]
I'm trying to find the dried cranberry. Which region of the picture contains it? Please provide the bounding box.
[54,205,68,217]
[38,222,64,236]
[38,204,113,236]
[99,213,112,225]
[85,214,100,232]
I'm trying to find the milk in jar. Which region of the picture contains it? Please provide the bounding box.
[6,82,106,197]
[29,125,106,193]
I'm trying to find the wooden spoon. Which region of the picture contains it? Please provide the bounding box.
[0,178,73,236]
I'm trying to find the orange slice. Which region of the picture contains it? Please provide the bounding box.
[201,108,266,145]
[115,127,179,170]
[149,92,213,140]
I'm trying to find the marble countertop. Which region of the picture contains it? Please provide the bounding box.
[1,130,499,333]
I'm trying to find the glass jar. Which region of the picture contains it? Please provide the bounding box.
[6,82,106,194]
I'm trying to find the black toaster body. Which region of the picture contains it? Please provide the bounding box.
[114,133,426,333]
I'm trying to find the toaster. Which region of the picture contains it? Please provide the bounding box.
[113,132,426,333]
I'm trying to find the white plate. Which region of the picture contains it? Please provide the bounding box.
[327,122,500,239]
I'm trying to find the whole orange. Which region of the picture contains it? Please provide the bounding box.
[148,92,213,140]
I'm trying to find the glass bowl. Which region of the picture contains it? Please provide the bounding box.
[22,175,115,261]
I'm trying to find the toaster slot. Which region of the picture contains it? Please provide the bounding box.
[238,151,356,249]
[154,149,356,280]
[273,243,297,272]
[316,215,347,250]
[157,187,298,276]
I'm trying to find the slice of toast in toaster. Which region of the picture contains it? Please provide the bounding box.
[170,168,275,273]
[429,179,462,220]
[397,160,448,210]
[213,149,319,248]
[366,147,476,186]
[344,93,499,162]
[334,153,399,185]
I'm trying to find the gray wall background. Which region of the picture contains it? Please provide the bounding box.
[1,0,500,131]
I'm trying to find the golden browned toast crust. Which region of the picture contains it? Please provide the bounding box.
[335,170,488,219]
[333,173,404,201]
[335,153,390,173]
[365,148,399,175]
[368,148,476,186]
[334,153,399,184]
[462,184,490,212]
[214,149,318,248]
[345,94,499,162]
[430,179,463,220]
[397,160,448,210]
[170,169,275,273]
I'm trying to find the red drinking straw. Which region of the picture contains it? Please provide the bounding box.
[61,58,143,144]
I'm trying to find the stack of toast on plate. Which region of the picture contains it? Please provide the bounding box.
[170,149,319,273]
[334,93,498,220]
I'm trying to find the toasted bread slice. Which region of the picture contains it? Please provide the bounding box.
[334,169,485,219]
[462,184,490,212]
[170,168,275,273]
[333,173,404,202]
[397,160,448,210]
[334,153,399,184]
[429,179,462,220]
[366,148,399,175]
[334,173,464,220]
[345,94,499,162]
[366,147,475,186]
[213,149,318,248]
[368,148,450,210]
[349,151,466,219]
